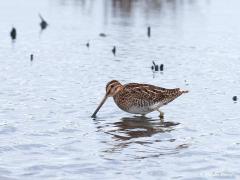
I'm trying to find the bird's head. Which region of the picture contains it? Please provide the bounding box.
[105,80,123,97]
[91,80,123,118]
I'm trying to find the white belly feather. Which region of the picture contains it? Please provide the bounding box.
[127,102,164,114]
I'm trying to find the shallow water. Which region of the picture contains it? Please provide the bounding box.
[0,0,240,179]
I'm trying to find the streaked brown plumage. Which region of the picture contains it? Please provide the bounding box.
[91,80,188,118]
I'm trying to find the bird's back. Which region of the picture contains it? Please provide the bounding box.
[113,83,187,114]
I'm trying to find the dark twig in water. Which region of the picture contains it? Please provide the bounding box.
[152,61,156,66]
[30,54,34,61]
[233,96,237,102]
[112,46,116,56]
[147,26,151,37]
[86,42,90,48]
[10,27,17,40]
[160,64,164,71]
[39,14,48,30]
[151,61,164,72]
[99,33,106,37]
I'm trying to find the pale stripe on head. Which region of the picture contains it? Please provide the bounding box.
[106,80,123,96]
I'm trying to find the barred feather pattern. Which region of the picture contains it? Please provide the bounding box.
[111,82,188,115]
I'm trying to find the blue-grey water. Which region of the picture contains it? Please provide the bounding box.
[0,0,240,179]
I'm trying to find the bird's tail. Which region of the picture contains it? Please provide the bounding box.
[180,90,189,94]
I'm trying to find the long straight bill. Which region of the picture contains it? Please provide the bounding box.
[91,95,108,118]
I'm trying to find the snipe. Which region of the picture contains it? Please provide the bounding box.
[91,80,188,118]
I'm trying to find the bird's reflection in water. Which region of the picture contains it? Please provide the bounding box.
[94,116,188,158]
[107,116,179,141]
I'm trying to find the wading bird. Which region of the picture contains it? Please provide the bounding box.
[91,80,188,119]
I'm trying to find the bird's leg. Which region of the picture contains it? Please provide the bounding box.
[157,109,164,123]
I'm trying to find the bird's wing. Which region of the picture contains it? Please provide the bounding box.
[124,83,181,102]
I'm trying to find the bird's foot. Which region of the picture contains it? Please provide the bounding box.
[158,110,164,123]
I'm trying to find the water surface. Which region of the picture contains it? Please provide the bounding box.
[0,0,240,179]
